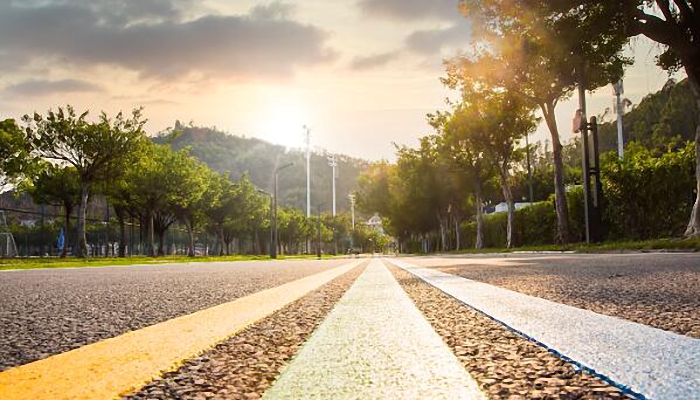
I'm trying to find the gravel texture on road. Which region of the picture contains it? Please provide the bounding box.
[417,253,700,338]
[0,259,350,370]
[125,262,366,400]
[389,264,632,400]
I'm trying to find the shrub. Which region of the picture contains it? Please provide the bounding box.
[461,188,585,248]
[602,141,695,240]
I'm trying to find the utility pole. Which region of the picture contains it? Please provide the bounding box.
[575,60,605,244]
[348,193,356,229]
[613,80,625,158]
[525,133,534,203]
[303,125,311,217]
[327,155,337,217]
[317,204,322,259]
[257,189,273,258]
[303,126,311,254]
[576,61,592,244]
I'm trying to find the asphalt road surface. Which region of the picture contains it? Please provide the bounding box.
[0,259,350,371]
[410,253,700,338]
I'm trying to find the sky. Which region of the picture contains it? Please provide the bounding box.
[0,0,684,161]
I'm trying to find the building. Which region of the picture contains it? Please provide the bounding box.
[367,213,384,234]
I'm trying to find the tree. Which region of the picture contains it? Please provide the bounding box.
[126,144,172,256]
[455,90,538,248]
[393,138,449,252]
[102,140,151,257]
[0,119,35,191]
[166,150,211,257]
[26,165,80,257]
[436,104,493,249]
[454,0,630,243]
[204,174,235,256]
[606,1,700,236]
[23,106,146,257]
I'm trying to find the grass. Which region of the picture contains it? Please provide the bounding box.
[0,253,339,271]
[431,237,700,255]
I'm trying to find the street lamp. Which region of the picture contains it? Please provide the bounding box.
[257,189,273,258]
[327,155,337,217]
[272,162,294,259]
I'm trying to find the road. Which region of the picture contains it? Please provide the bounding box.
[0,253,698,400]
[408,252,700,338]
[0,259,350,370]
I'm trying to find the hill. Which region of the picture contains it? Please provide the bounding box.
[598,78,699,152]
[153,124,369,213]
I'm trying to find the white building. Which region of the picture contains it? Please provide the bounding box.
[367,213,384,234]
[490,202,534,214]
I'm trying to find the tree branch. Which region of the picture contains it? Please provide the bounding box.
[671,0,700,39]
[629,7,693,53]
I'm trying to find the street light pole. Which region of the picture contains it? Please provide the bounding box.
[317,204,322,260]
[327,155,337,217]
[525,133,534,203]
[272,162,294,259]
[613,81,625,158]
[303,125,311,217]
[348,193,356,229]
[257,189,273,258]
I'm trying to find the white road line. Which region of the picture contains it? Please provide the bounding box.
[263,259,486,400]
[388,258,700,400]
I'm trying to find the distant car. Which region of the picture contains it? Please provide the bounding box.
[346,248,360,255]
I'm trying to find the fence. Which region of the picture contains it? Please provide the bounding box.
[0,206,210,258]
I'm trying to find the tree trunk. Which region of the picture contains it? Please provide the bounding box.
[253,230,260,255]
[186,222,196,257]
[218,227,225,256]
[157,229,166,256]
[684,62,700,237]
[75,184,89,257]
[454,215,461,251]
[118,218,126,257]
[499,164,515,249]
[437,214,447,252]
[475,184,485,250]
[62,205,71,258]
[147,211,155,257]
[542,103,571,243]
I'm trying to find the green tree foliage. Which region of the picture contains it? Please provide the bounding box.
[434,105,493,249]
[221,174,268,255]
[454,0,630,243]
[603,141,696,239]
[26,165,80,257]
[164,150,211,257]
[22,106,146,256]
[0,119,36,190]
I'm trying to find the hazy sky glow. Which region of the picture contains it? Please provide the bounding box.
[0,0,682,160]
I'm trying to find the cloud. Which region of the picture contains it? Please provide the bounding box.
[405,23,471,55]
[4,79,102,96]
[350,51,401,70]
[357,0,459,22]
[355,0,471,59]
[0,1,336,81]
[250,1,296,20]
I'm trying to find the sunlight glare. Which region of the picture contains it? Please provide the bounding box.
[255,88,308,149]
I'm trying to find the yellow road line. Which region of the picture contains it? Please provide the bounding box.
[0,259,364,400]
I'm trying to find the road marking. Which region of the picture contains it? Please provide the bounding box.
[388,258,700,400]
[0,259,364,400]
[263,259,486,399]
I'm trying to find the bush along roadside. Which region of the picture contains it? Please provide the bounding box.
[459,141,696,248]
